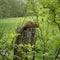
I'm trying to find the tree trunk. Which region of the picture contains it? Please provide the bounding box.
[13,28,36,60]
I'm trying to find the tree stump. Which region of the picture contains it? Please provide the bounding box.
[13,27,37,60]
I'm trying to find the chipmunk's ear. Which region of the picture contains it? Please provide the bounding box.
[16,20,39,34]
[16,27,23,33]
[16,27,21,33]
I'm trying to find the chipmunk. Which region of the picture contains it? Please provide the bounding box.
[16,21,39,33]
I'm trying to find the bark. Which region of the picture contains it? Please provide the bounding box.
[13,28,36,60]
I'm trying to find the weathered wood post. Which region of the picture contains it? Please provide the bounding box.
[13,21,38,60]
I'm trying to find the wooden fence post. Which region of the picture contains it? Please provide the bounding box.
[13,28,37,60]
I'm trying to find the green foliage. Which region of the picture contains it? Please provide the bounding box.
[0,18,24,60]
[0,0,27,18]
[0,0,60,60]
[16,44,34,60]
[0,16,60,60]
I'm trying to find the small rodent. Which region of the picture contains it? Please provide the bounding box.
[16,21,39,33]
